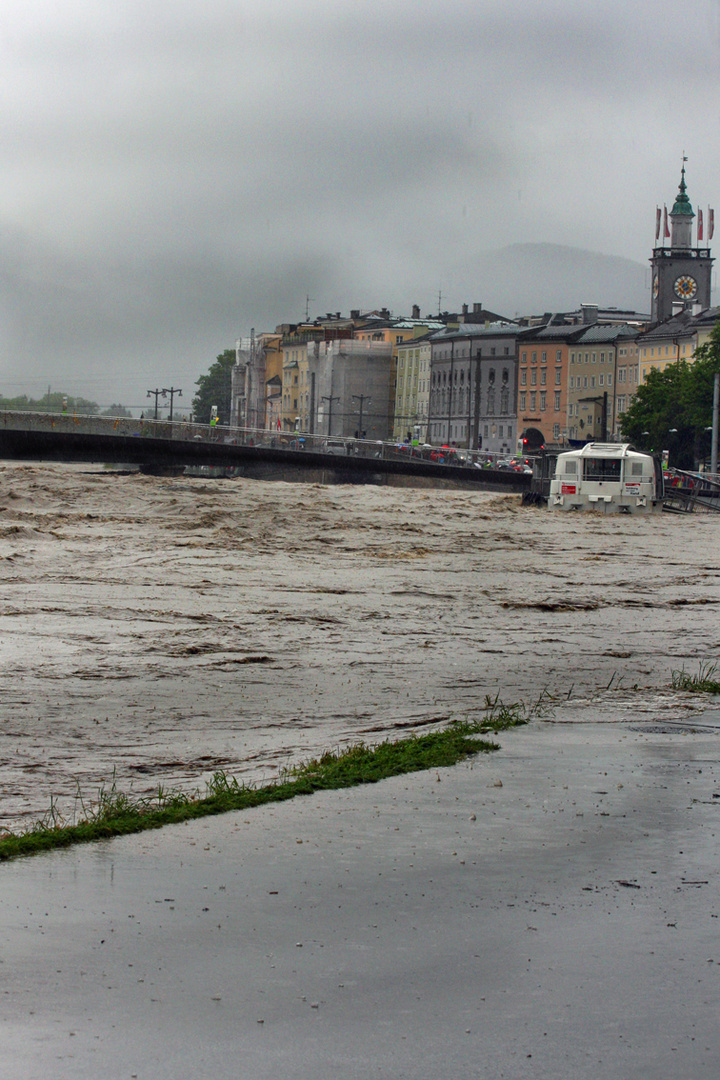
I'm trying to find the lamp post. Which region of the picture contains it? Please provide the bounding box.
[352,394,370,440]
[147,388,164,420]
[162,387,182,422]
[321,395,340,437]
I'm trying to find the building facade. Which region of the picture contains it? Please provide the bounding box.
[427,324,520,454]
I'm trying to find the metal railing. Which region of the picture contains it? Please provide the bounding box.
[0,410,526,471]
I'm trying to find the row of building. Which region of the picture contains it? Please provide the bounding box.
[230,171,717,454]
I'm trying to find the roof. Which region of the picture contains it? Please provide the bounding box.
[670,165,694,218]
[575,324,638,344]
[638,305,720,343]
[429,323,521,342]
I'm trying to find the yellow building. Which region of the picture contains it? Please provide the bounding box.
[393,333,434,441]
[638,306,720,385]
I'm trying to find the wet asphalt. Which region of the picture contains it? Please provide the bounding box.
[2,714,720,1079]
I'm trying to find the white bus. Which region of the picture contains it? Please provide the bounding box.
[549,443,663,514]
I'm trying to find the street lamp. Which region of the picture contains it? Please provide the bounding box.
[162,387,182,421]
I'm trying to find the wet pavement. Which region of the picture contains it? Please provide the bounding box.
[2,716,720,1079]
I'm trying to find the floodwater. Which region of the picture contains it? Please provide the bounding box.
[1,461,719,829]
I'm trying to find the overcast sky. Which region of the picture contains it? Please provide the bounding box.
[0,0,718,411]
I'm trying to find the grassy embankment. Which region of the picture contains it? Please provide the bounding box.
[0,696,539,863]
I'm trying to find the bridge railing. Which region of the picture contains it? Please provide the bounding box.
[0,410,518,471]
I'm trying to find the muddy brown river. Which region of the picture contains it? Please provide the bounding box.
[1,462,718,829]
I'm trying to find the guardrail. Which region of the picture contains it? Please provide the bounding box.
[0,411,523,473]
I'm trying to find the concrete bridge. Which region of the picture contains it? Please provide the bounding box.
[0,411,530,491]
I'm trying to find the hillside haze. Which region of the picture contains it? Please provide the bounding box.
[452,243,651,319]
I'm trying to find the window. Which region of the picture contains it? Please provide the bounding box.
[584,458,621,481]
[521,352,527,362]
[531,351,537,363]
[618,368,626,383]
[554,391,561,411]
[499,425,504,438]
[590,376,596,388]
[592,353,596,363]
[540,370,547,386]
[600,353,605,363]
[520,370,527,386]
[519,393,526,410]
[607,374,612,386]
[570,352,575,364]
[530,393,536,410]
[530,370,537,386]
[555,369,561,385]
[553,423,560,439]
[541,351,547,363]
[556,350,562,361]
[583,377,588,388]
[599,374,604,386]
[617,395,626,412]
[540,392,546,410]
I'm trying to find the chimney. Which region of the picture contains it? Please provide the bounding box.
[473,302,482,314]
[462,303,468,316]
[412,304,420,319]
[380,307,390,319]
[581,304,599,325]
[350,309,360,320]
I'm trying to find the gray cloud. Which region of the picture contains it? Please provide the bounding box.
[0,0,718,407]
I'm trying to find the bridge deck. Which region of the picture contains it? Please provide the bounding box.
[0,412,529,490]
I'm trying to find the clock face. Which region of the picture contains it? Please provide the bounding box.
[652,275,659,299]
[674,275,698,300]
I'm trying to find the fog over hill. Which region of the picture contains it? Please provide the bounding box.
[450,243,651,320]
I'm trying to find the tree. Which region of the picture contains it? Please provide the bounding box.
[621,321,720,469]
[192,350,235,425]
[101,404,133,418]
[0,392,99,414]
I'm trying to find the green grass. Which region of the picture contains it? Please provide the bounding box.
[0,696,535,863]
[671,662,720,695]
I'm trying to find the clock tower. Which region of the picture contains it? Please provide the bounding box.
[650,165,713,324]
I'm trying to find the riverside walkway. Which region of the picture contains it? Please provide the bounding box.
[0,411,530,490]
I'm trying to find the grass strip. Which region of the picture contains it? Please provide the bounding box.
[671,661,720,695]
[0,697,534,863]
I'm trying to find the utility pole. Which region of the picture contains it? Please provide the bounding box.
[305,295,315,322]
[162,387,183,421]
[321,395,340,438]
[352,393,371,438]
[711,370,719,475]
[446,340,455,444]
[147,388,164,420]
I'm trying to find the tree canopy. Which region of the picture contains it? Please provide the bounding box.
[192,350,235,425]
[0,392,99,414]
[621,321,720,469]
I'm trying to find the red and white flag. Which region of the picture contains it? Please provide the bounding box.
[698,208,704,241]
[663,206,670,238]
[655,206,661,241]
[709,208,715,241]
